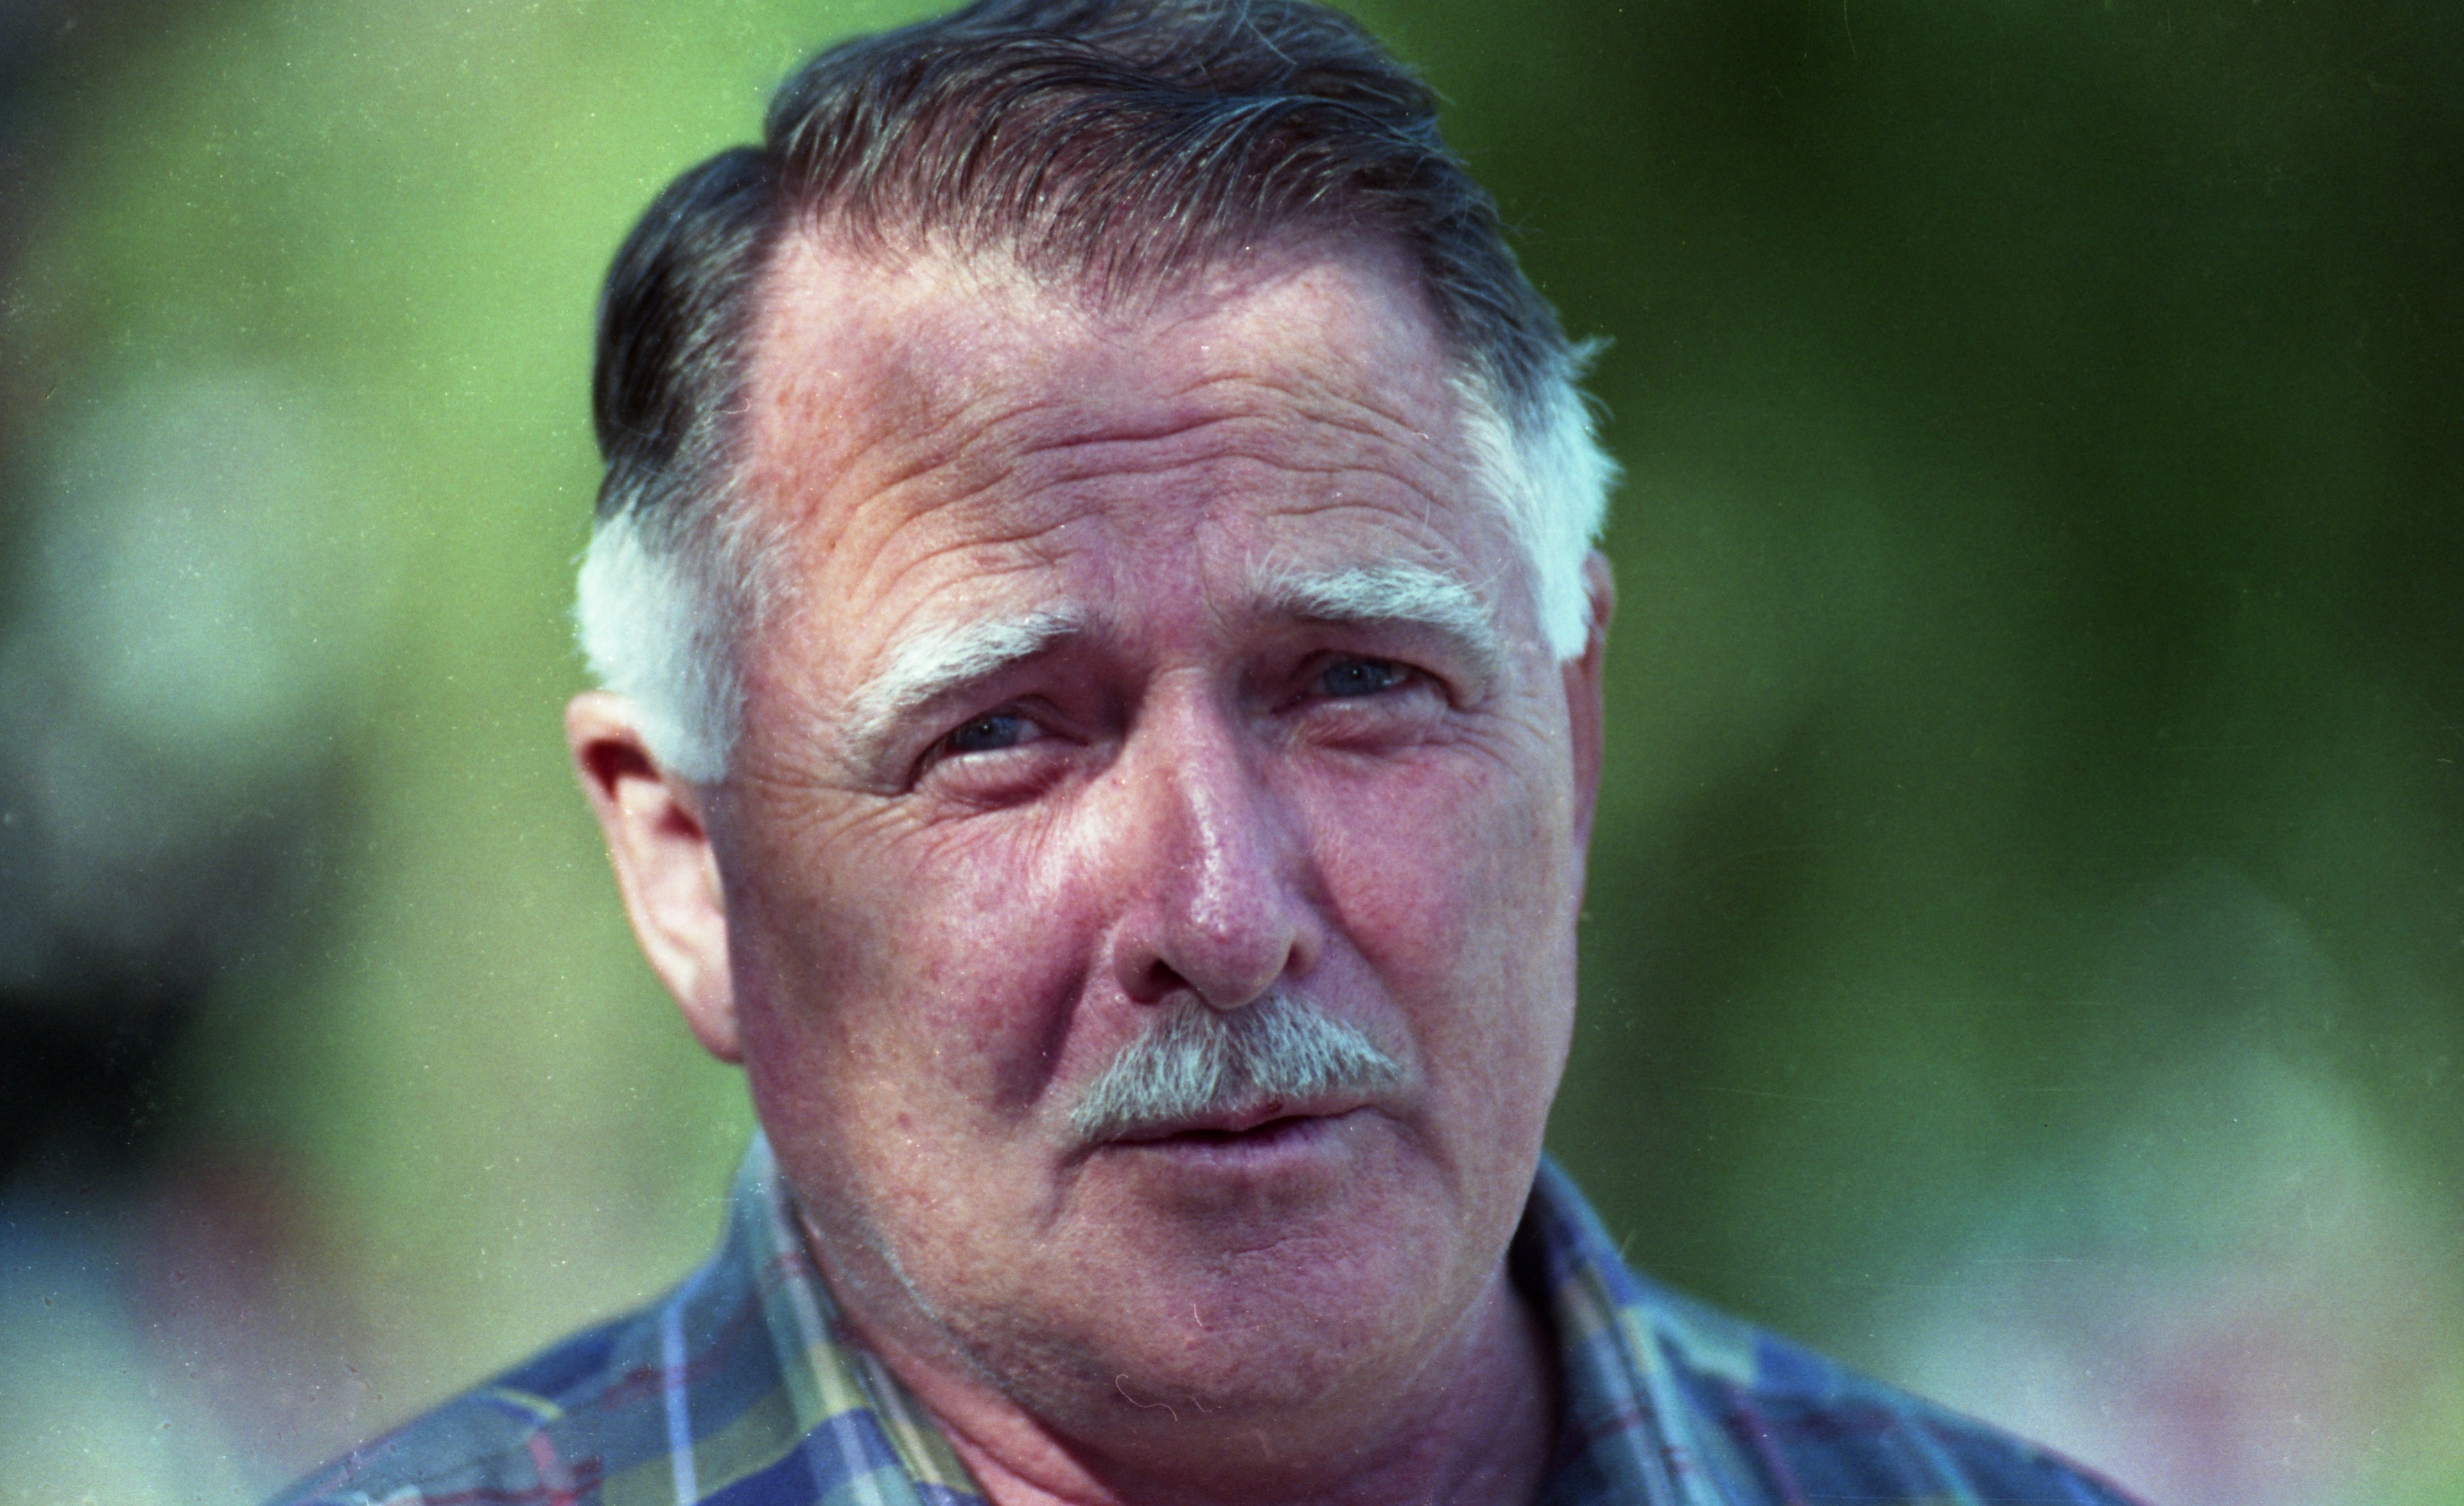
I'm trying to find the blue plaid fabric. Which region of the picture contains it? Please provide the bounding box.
[272,1138,2145,1505]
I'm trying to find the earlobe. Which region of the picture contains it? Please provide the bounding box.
[566,691,742,1064]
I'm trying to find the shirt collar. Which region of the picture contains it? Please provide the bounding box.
[722,1135,1713,1505]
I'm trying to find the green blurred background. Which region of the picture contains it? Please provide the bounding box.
[1,1,2457,1501]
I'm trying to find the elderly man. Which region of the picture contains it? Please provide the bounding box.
[277,2,2143,1503]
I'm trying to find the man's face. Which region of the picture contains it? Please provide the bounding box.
[703,236,1601,1426]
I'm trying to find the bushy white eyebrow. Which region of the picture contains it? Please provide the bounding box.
[840,608,1083,760]
[836,564,1499,768]
[1257,564,1504,677]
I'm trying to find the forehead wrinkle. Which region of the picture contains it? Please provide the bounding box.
[828,511,1086,674]
[1168,370,1455,455]
[987,434,1458,515]
[751,369,1080,552]
[888,379,1453,514]
[820,419,1470,620]
[747,250,1474,571]
[760,304,1459,514]
[913,391,1470,543]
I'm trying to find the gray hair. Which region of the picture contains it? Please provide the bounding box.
[1068,991,1403,1146]
[576,0,1617,782]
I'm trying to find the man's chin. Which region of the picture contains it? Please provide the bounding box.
[1020,1266,1446,1434]
[1022,1132,1477,1401]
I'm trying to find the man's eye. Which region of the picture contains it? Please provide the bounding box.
[1315,658,1409,699]
[942,711,1041,755]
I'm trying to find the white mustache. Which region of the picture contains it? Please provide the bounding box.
[1070,991,1403,1145]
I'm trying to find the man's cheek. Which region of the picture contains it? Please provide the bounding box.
[859,842,1097,1108]
[1309,765,1535,957]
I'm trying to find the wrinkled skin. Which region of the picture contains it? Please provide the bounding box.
[570,234,1611,1506]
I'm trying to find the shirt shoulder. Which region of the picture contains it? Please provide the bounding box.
[1643,1276,2147,1505]
[263,1308,662,1505]
[1523,1159,2150,1506]
[259,1137,976,1506]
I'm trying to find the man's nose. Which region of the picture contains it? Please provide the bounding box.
[1098,695,1318,1012]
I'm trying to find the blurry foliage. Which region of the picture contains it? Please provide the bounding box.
[0,0,2457,1500]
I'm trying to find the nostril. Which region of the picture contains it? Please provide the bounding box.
[1124,955,1192,1006]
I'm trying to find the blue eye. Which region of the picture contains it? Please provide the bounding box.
[1316,658,1407,698]
[944,711,1036,754]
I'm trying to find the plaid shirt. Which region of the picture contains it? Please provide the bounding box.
[274,1136,2144,1505]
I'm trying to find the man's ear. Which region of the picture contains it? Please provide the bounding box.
[566,691,741,1064]
[1562,551,1615,860]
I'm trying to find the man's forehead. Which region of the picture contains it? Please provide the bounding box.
[740,231,1465,519]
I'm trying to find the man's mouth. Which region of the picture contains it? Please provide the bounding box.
[1114,1098,1292,1140]
[1102,1099,1360,1151]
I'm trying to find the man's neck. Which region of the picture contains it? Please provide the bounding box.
[845,1266,1561,1506]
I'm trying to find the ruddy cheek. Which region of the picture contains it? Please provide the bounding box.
[876,865,1092,1115]
[1304,817,1477,1015]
